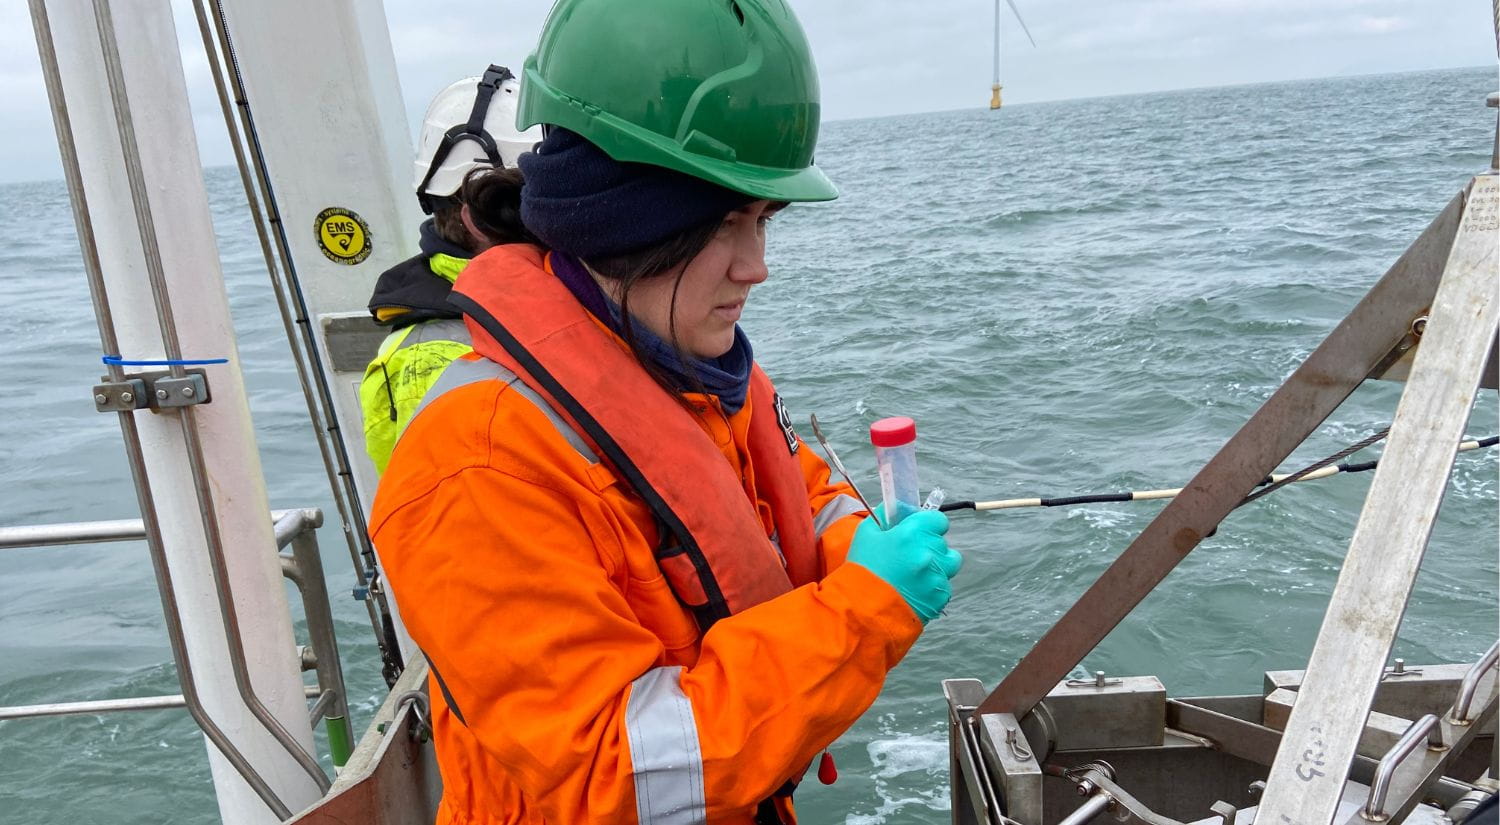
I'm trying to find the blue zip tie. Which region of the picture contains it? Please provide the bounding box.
[102,355,229,367]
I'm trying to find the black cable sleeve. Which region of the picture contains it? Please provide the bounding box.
[1042,492,1132,507]
[940,501,976,512]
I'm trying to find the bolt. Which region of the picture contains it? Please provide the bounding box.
[156,388,169,400]
[181,386,196,398]
[95,393,108,405]
[1393,659,1405,674]
[1095,670,1107,687]
[120,391,134,404]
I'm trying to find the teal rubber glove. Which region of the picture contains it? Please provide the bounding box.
[846,503,962,624]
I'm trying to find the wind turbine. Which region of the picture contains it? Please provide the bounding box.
[991,0,1036,110]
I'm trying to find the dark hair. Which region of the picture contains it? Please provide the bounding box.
[431,203,475,252]
[458,167,539,247]
[459,164,726,403]
[588,220,723,405]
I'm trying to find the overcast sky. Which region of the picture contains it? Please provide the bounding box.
[1,0,1494,184]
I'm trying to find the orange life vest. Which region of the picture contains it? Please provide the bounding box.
[447,243,821,626]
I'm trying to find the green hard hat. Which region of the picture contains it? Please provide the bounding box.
[517,0,837,202]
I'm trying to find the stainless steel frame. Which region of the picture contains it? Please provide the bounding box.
[27,0,296,815]
[0,510,347,729]
[0,508,348,813]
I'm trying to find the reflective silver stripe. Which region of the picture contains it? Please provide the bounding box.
[398,317,471,349]
[626,667,706,825]
[812,493,866,537]
[405,356,599,464]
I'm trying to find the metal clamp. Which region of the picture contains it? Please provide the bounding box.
[93,377,148,412]
[92,369,211,413]
[1065,671,1122,689]
[1449,641,1500,725]
[1361,713,1447,821]
[152,373,208,408]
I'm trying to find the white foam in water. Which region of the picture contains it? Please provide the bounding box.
[844,735,951,825]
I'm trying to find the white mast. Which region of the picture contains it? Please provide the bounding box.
[33,0,322,821]
[210,0,428,663]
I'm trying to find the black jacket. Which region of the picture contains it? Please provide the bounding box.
[366,219,470,330]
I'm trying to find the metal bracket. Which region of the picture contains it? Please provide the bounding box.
[93,369,211,413]
[93,377,148,412]
[152,373,209,408]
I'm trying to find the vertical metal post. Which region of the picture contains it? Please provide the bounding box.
[285,520,352,768]
[212,0,430,671]
[37,0,325,820]
[191,0,404,684]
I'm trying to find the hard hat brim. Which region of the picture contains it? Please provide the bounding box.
[519,65,838,204]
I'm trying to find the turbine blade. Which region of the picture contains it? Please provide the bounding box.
[1003,0,1038,47]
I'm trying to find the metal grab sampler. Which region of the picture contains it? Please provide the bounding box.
[946,155,1500,820]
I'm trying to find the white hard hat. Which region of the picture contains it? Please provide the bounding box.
[412,65,543,213]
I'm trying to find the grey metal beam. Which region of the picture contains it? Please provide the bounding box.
[1257,175,1500,825]
[977,187,1467,718]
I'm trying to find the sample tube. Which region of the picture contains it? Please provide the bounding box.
[870,417,920,526]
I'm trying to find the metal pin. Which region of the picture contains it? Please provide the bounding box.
[808,414,883,529]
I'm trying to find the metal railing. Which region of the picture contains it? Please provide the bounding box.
[0,508,354,767]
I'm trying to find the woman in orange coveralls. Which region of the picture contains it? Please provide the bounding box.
[369,1,963,823]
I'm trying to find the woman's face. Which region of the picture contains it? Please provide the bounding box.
[622,200,783,360]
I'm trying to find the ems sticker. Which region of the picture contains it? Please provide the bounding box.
[773,392,799,455]
[314,207,372,265]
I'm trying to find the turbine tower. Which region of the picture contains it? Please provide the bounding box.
[991,0,1037,110]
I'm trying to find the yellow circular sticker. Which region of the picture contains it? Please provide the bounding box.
[314,207,372,265]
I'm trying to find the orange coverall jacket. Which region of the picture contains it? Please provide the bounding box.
[370,251,923,825]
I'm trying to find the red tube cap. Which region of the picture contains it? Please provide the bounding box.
[869,417,917,447]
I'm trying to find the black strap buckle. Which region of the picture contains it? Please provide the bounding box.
[416,65,514,214]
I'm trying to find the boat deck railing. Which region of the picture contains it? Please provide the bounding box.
[0,507,355,767]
